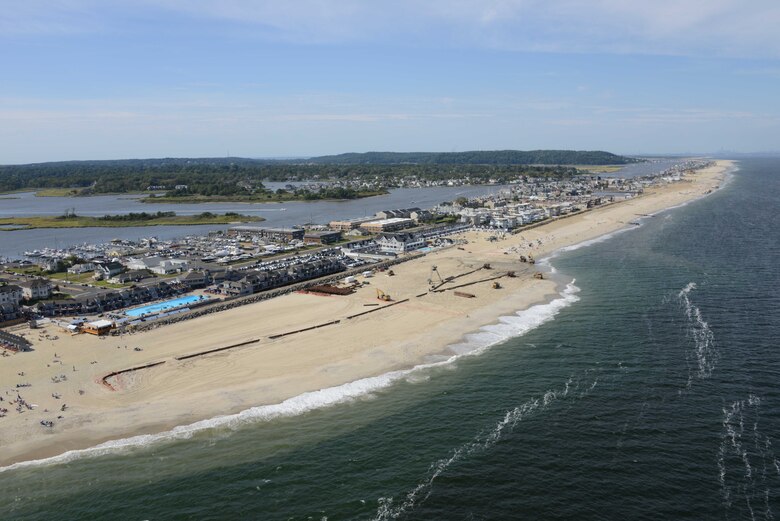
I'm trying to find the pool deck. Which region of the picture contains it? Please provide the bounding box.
[125,295,208,318]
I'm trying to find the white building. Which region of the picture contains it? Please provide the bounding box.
[0,285,23,306]
[375,233,426,254]
[18,279,52,300]
[126,256,189,275]
[68,262,96,274]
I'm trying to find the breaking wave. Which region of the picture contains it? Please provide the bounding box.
[448,281,580,356]
[371,374,597,520]
[718,394,778,520]
[677,282,717,386]
[538,227,635,268]
[0,283,582,474]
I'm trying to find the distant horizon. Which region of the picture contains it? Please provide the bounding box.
[3,149,780,167]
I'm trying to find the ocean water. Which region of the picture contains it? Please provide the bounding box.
[1,158,778,520]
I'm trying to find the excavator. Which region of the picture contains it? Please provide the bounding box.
[376,288,392,302]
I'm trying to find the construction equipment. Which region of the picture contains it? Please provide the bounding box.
[454,291,476,298]
[428,265,443,286]
[492,281,501,289]
[376,288,392,302]
[387,269,395,276]
[483,263,492,269]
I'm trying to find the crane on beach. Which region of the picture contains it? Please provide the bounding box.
[428,265,443,287]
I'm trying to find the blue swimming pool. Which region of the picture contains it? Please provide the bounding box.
[125,295,207,317]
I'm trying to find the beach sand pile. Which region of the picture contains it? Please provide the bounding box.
[0,161,730,467]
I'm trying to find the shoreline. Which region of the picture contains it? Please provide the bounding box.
[0,160,731,470]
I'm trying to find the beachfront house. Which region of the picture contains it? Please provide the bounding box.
[33,299,81,317]
[176,270,207,289]
[18,279,53,301]
[0,303,23,324]
[375,233,426,254]
[0,285,23,306]
[458,208,491,225]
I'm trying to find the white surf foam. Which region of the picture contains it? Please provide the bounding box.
[718,394,777,518]
[538,227,634,268]
[0,283,582,474]
[446,281,580,357]
[677,282,717,385]
[371,375,586,521]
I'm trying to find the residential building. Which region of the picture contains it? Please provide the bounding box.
[376,233,426,254]
[109,269,152,284]
[18,279,52,300]
[67,262,96,274]
[374,208,421,220]
[94,261,125,280]
[359,217,414,233]
[328,217,375,231]
[176,271,207,288]
[303,230,342,245]
[0,285,23,306]
[126,256,189,275]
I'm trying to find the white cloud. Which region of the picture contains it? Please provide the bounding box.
[148,0,780,57]
[3,1,779,58]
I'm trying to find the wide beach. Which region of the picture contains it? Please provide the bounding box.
[0,160,730,468]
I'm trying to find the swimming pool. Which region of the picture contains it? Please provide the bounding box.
[125,295,207,317]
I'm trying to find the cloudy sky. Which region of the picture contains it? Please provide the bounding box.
[2,1,779,163]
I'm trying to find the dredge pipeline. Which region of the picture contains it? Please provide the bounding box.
[346,299,410,320]
[429,265,487,291]
[175,338,261,361]
[101,360,167,391]
[432,273,509,293]
[268,320,342,340]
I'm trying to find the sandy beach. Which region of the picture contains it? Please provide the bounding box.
[0,160,730,468]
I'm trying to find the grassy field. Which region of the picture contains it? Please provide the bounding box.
[571,164,625,173]
[0,213,263,231]
[141,190,387,204]
[33,188,86,197]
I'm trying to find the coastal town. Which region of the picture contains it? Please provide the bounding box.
[0,157,722,454]
[0,159,708,336]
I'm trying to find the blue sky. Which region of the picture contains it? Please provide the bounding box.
[1,1,779,163]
